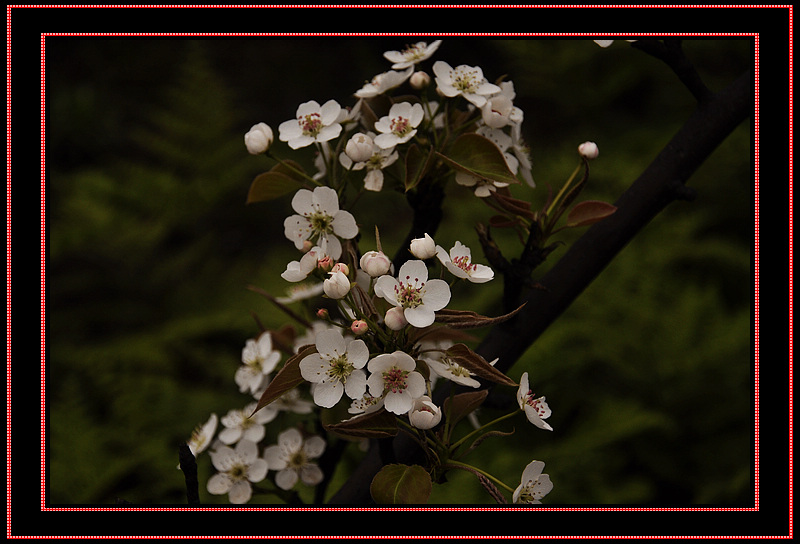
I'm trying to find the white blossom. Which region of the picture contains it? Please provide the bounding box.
[206,439,268,504]
[283,186,358,259]
[359,250,392,277]
[374,102,424,149]
[263,428,326,490]
[217,402,277,446]
[383,40,442,69]
[578,141,599,159]
[339,132,399,192]
[435,241,494,283]
[374,259,451,328]
[299,328,369,408]
[236,332,282,396]
[512,460,554,505]
[409,233,437,260]
[408,395,442,430]
[355,66,414,98]
[517,372,553,431]
[278,99,343,149]
[432,61,501,108]
[367,350,427,415]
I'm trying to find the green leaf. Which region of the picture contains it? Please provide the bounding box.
[252,344,316,414]
[246,160,307,204]
[565,200,617,228]
[404,144,435,192]
[370,464,432,505]
[324,407,400,439]
[445,343,518,387]
[437,133,519,186]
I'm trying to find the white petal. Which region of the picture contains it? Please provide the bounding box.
[247,459,269,483]
[374,276,400,305]
[344,369,367,400]
[304,436,327,458]
[275,469,299,490]
[313,381,344,408]
[207,473,233,495]
[300,464,324,486]
[346,339,370,368]
[421,279,451,310]
[228,480,253,504]
[332,210,359,239]
[263,445,287,470]
[384,391,412,415]
[311,186,340,214]
[300,353,329,384]
[398,260,429,283]
[235,439,259,463]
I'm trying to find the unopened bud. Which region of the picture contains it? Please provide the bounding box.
[384,306,408,331]
[409,233,436,259]
[578,141,599,159]
[331,262,349,276]
[316,308,329,319]
[410,71,431,90]
[350,320,369,335]
[345,133,375,163]
[244,123,273,155]
[360,250,392,277]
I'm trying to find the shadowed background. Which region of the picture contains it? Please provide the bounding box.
[46,37,752,505]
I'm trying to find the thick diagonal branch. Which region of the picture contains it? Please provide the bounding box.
[328,69,752,505]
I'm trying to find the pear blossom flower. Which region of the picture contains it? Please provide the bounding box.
[180,413,218,469]
[218,402,278,445]
[410,71,431,90]
[339,132,399,192]
[383,40,442,69]
[236,332,282,395]
[425,352,482,388]
[263,428,326,490]
[367,350,427,415]
[344,133,375,163]
[278,99,343,149]
[374,102,425,149]
[374,259,451,328]
[244,122,273,154]
[355,66,413,98]
[408,395,442,429]
[433,61,501,108]
[436,241,494,284]
[283,186,358,259]
[409,233,437,259]
[348,391,384,415]
[512,460,554,504]
[517,372,553,431]
[299,328,369,408]
[207,439,269,504]
[510,123,535,187]
[281,245,330,283]
[455,170,510,198]
[323,269,351,300]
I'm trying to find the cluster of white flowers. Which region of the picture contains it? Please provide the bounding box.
[192,39,563,506]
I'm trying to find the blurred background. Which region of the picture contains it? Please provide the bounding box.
[46,37,753,506]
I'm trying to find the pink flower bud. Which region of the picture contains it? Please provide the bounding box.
[360,250,392,277]
[350,320,369,335]
[384,306,408,331]
[331,262,349,276]
[408,396,442,429]
[317,256,334,272]
[578,141,599,159]
[316,308,329,319]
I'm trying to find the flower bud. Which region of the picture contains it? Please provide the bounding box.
[350,320,368,335]
[360,250,392,277]
[408,396,442,430]
[578,141,599,159]
[331,262,349,276]
[323,270,351,299]
[244,123,274,154]
[384,306,408,331]
[317,256,334,272]
[410,71,431,90]
[409,233,436,259]
[316,308,329,319]
[345,133,375,163]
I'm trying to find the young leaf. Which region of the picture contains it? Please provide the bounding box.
[324,408,399,439]
[246,160,308,204]
[370,464,432,505]
[565,200,618,228]
[443,389,489,427]
[437,133,519,186]
[252,344,316,414]
[445,343,517,387]
[434,303,526,329]
[404,143,435,192]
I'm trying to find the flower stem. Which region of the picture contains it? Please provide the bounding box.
[449,409,519,453]
[444,460,515,494]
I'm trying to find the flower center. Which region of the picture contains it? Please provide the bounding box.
[444,358,472,378]
[394,276,425,308]
[390,116,412,137]
[307,210,333,234]
[299,113,323,137]
[452,255,478,274]
[327,355,354,383]
[382,366,409,394]
[402,43,426,61]
[452,67,480,94]
[288,450,307,469]
[526,391,548,418]
[229,462,248,481]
